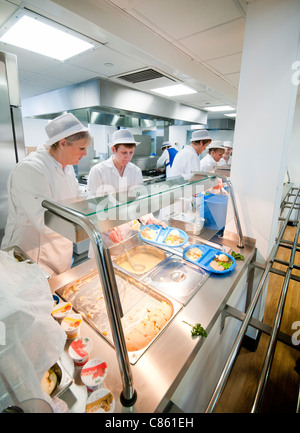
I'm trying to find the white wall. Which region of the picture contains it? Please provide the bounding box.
[287,94,300,185]
[22,117,49,149]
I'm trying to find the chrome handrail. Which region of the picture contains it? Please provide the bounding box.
[42,199,137,406]
[205,186,300,413]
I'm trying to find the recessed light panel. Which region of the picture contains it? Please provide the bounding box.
[0,15,94,61]
[151,84,197,97]
[205,105,235,112]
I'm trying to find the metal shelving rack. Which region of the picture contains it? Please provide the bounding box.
[205,186,300,413]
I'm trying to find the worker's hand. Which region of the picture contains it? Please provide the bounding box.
[146,217,167,229]
[109,227,123,243]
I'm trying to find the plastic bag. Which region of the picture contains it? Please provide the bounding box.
[0,249,66,412]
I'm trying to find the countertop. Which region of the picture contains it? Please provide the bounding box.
[49,234,256,413]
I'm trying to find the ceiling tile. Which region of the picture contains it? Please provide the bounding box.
[205,52,242,75]
[109,0,244,40]
[179,18,245,61]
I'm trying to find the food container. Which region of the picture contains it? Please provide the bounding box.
[81,358,108,392]
[115,244,166,276]
[52,301,72,321]
[147,257,207,305]
[61,313,82,339]
[68,337,93,366]
[85,388,115,413]
[139,224,188,247]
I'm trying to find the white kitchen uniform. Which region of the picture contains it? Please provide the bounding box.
[1,148,82,277]
[87,156,145,250]
[199,153,218,172]
[218,155,232,166]
[88,156,143,196]
[169,146,200,179]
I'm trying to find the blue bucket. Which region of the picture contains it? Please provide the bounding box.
[199,193,228,230]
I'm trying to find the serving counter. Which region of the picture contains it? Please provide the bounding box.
[43,174,256,413]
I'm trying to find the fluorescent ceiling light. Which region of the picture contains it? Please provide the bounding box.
[151,84,197,97]
[225,113,237,118]
[205,105,235,112]
[0,15,93,61]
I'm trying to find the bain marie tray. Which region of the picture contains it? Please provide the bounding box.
[56,270,182,364]
[144,257,208,306]
[183,244,236,274]
[139,224,188,248]
[114,244,168,277]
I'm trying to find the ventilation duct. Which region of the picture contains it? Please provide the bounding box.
[114,67,176,86]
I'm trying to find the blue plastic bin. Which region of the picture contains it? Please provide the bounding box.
[199,193,228,230]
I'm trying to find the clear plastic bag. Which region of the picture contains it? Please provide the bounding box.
[0,249,66,412]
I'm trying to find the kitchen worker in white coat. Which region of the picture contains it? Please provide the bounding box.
[87,129,165,245]
[1,113,91,277]
[218,140,233,166]
[200,141,225,172]
[169,130,212,179]
[156,141,178,178]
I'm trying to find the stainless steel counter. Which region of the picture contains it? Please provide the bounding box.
[49,235,255,413]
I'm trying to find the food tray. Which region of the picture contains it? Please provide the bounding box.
[145,257,207,306]
[139,224,188,248]
[56,270,182,364]
[114,244,167,277]
[183,244,236,274]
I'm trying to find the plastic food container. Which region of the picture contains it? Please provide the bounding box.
[61,313,82,339]
[52,301,72,321]
[81,358,108,392]
[68,337,93,366]
[85,388,115,413]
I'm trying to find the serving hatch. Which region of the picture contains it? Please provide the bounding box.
[56,269,182,364]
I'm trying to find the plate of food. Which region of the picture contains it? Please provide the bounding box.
[139,224,188,248]
[183,244,236,274]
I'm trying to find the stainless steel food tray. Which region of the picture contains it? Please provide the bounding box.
[56,270,182,364]
[143,257,208,306]
[113,244,168,277]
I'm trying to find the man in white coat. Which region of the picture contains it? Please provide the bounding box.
[87,129,165,245]
[200,141,225,172]
[1,113,91,277]
[156,141,178,178]
[169,130,212,179]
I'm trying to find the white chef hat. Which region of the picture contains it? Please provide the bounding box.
[190,129,212,142]
[109,129,140,148]
[161,141,171,149]
[45,113,88,147]
[223,141,233,148]
[207,140,225,150]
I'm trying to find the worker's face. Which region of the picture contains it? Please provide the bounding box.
[62,137,90,165]
[224,147,232,157]
[211,149,225,162]
[193,140,210,155]
[112,144,136,166]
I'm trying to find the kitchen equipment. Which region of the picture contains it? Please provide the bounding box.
[121,243,145,272]
[146,257,207,305]
[56,269,182,364]
[115,244,166,276]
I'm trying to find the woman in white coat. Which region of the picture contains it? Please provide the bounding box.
[1,113,91,277]
[169,130,212,179]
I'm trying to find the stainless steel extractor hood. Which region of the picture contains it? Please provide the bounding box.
[22,77,208,127]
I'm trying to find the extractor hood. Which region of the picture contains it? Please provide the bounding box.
[22,77,207,127]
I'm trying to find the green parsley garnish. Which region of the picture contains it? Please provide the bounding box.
[183,321,208,337]
[231,251,245,260]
